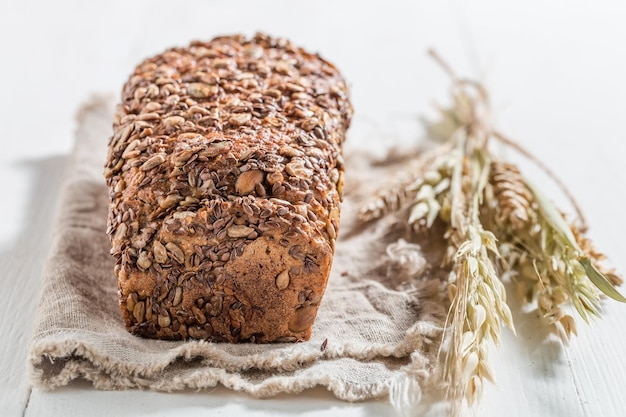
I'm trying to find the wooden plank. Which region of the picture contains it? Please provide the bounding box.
[0,157,66,416]
[25,383,394,417]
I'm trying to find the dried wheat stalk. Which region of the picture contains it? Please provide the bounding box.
[359,142,456,223]
[362,52,625,416]
[490,162,534,231]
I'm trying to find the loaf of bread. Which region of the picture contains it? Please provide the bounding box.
[104,33,352,342]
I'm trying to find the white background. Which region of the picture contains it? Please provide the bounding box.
[2,1,626,416]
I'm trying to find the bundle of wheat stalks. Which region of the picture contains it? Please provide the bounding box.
[359,53,626,415]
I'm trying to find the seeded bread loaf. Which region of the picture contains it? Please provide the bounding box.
[104,33,352,343]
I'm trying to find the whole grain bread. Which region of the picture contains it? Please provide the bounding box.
[104,33,352,342]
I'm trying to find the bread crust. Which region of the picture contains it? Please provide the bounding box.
[105,33,352,342]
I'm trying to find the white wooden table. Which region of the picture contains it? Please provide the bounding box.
[2,1,626,416]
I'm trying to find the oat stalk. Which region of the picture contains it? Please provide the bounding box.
[505,179,626,336]
[444,145,515,413]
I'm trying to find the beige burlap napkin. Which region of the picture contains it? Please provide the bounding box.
[27,96,447,404]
